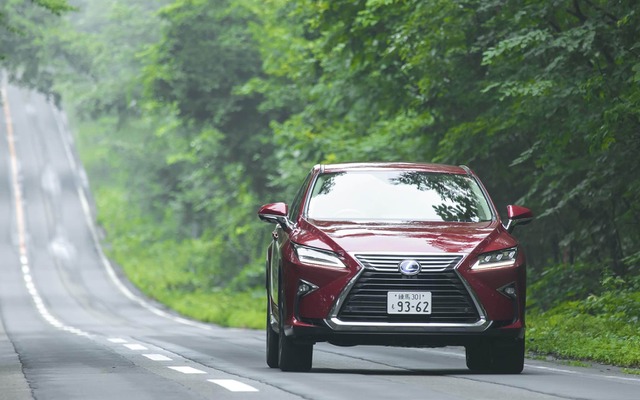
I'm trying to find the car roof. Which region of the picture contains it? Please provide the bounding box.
[316,162,470,175]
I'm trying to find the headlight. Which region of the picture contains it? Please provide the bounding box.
[472,247,518,270]
[293,244,346,268]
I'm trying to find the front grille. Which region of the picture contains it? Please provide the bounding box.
[337,254,479,324]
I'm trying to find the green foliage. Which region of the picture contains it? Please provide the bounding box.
[146,0,260,124]
[95,183,264,329]
[56,0,172,121]
[60,1,270,329]
[528,262,606,311]
[143,0,274,194]
[467,0,640,278]
[623,368,640,376]
[528,267,640,366]
[0,0,73,96]
[31,0,74,15]
[241,0,640,288]
[527,289,640,367]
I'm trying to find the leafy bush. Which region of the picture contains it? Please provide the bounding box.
[94,180,266,329]
[527,262,607,311]
[527,261,640,367]
[527,291,640,367]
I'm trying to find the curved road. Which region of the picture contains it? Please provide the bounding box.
[1,78,638,400]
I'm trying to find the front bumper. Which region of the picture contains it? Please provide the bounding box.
[286,319,525,347]
[325,316,490,332]
[281,250,526,347]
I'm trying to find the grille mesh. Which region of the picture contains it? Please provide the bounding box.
[337,254,479,324]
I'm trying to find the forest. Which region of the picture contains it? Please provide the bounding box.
[2,0,639,367]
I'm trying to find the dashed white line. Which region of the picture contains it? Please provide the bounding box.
[208,379,259,392]
[123,344,148,351]
[108,338,128,344]
[168,366,206,374]
[143,354,172,361]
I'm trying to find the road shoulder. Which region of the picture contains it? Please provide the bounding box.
[0,315,32,400]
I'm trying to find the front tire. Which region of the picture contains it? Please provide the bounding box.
[278,329,313,372]
[465,342,492,372]
[266,303,279,368]
[466,338,524,374]
[277,289,312,372]
[492,338,525,374]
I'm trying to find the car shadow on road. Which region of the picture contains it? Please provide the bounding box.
[309,368,495,376]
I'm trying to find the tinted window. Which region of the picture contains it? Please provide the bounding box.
[306,171,493,222]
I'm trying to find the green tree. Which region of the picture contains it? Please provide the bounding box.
[144,0,272,195]
[0,0,73,96]
[447,0,640,278]
[247,0,640,283]
[138,0,276,286]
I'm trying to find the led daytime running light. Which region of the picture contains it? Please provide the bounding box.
[294,244,346,268]
[472,247,518,270]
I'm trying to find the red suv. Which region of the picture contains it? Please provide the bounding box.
[258,163,532,373]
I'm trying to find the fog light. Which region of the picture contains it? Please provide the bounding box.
[499,282,517,299]
[297,280,318,297]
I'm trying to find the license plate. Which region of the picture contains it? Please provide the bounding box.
[387,291,432,314]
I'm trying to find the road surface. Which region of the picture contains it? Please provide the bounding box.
[1,78,639,399]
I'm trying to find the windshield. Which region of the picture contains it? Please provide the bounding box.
[306,170,493,222]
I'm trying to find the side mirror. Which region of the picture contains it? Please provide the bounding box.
[504,205,533,233]
[258,202,293,232]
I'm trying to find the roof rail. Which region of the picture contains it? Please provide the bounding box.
[459,165,472,175]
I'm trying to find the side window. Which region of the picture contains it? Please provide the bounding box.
[288,172,313,221]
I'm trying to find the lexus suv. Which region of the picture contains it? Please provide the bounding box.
[258,163,532,373]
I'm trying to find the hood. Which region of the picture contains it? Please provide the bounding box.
[294,219,511,255]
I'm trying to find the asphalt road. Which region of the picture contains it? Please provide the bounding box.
[1,78,639,400]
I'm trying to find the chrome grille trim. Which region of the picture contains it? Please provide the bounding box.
[354,253,463,272]
[325,252,489,332]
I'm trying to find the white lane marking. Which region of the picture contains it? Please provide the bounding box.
[168,366,206,374]
[143,354,172,362]
[430,348,640,383]
[47,99,214,333]
[4,80,260,394]
[527,365,640,382]
[603,375,640,383]
[387,348,640,384]
[208,379,259,392]
[528,365,579,374]
[2,78,91,339]
[123,344,148,351]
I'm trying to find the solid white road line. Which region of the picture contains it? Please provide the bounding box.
[3,79,261,394]
[208,379,259,392]
[391,348,640,384]
[48,100,215,333]
[2,78,91,339]
[168,366,206,374]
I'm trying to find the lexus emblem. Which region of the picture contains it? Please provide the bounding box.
[398,260,421,276]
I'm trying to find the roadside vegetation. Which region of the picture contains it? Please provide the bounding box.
[527,265,640,367]
[2,0,639,368]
